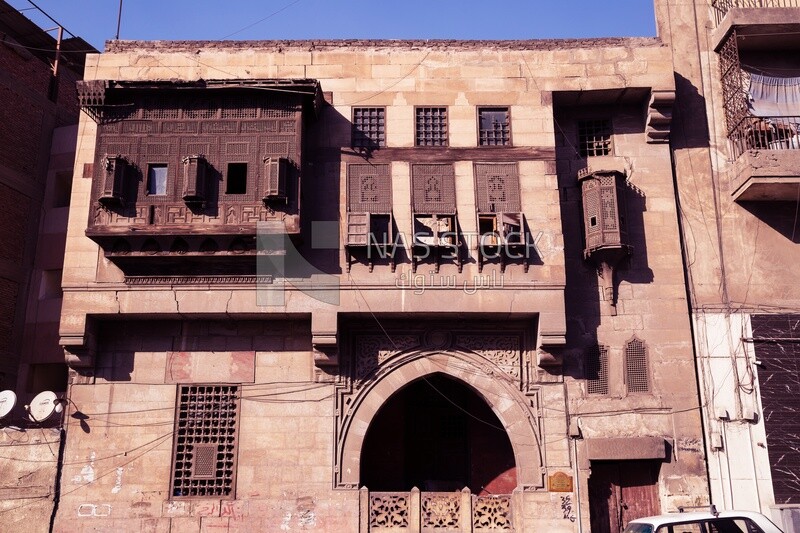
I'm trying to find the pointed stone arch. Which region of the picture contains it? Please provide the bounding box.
[337,349,544,490]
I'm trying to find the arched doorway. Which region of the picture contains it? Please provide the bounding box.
[360,373,516,495]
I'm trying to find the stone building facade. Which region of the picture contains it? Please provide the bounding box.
[0,2,95,528]
[665,1,800,530]
[49,10,717,529]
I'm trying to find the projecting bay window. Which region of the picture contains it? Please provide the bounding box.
[411,164,460,272]
[474,162,526,272]
[262,156,289,201]
[182,155,208,205]
[171,384,240,499]
[98,155,128,207]
[345,164,394,272]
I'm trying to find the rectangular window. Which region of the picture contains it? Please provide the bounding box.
[352,107,386,149]
[578,119,612,157]
[478,107,510,146]
[415,107,448,146]
[171,385,240,498]
[146,164,168,195]
[226,163,247,194]
[586,345,609,395]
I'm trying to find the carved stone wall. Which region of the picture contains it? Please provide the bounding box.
[334,324,545,491]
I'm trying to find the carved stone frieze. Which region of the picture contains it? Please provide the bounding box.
[355,334,420,380]
[455,334,521,379]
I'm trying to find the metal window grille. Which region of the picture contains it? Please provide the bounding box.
[586,345,609,395]
[625,338,650,393]
[353,107,386,149]
[415,107,448,146]
[171,385,239,498]
[578,120,612,157]
[478,107,510,146]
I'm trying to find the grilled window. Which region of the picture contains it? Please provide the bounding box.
[478,107,510,146]
[578,119,612,157]
[415,107,448,146]
[171,385,240,498]
[625,337,650,393]
[586,345,609,395]
[352,107,386,149]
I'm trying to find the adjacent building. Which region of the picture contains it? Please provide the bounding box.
[666,0,800,529]
[0,1,95,525]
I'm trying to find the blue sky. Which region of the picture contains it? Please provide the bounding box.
[8,0,656,51]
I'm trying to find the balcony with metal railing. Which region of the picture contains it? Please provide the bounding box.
[713,0,800,25]
[718,29,800,201]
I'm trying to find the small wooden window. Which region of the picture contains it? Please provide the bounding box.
[352,107,385,149]
[478,107,510,146]
[226,163,247,194]
[578,119,612,157]
[146,164,168,196]
[586,344,609,395]
[415,107,448,146]
[625,337,650,393]
[171,385,240,498]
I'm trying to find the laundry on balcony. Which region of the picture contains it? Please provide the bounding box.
[746,74,800,149]
[748,73,800,116]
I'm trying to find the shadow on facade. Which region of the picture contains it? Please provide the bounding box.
[739,201,800,243]
[671,73,710,150]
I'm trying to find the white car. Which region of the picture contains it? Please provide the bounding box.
[623,509,784,533]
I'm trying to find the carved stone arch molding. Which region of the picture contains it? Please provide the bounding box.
[334,330,545,492]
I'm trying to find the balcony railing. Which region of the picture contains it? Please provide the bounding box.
[729,115,800,158]
[712,0,800,24]
[364,488,514,533]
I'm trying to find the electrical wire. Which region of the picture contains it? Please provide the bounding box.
[220,0,305,40]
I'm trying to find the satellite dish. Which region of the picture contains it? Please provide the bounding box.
[26,391,59,423]
[0,390,16,420]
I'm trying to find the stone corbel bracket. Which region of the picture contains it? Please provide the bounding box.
[646,90,675,144]
[312,311,339,367]
[538,331,566,367]
[61,334,96,370]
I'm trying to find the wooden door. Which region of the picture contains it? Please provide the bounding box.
[589,460,661,533]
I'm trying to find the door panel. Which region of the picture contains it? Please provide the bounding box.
[589,460,661,533]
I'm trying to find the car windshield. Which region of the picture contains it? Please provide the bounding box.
[624,524,654,533]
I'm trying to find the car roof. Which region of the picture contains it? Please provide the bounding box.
[628,510,778,527]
